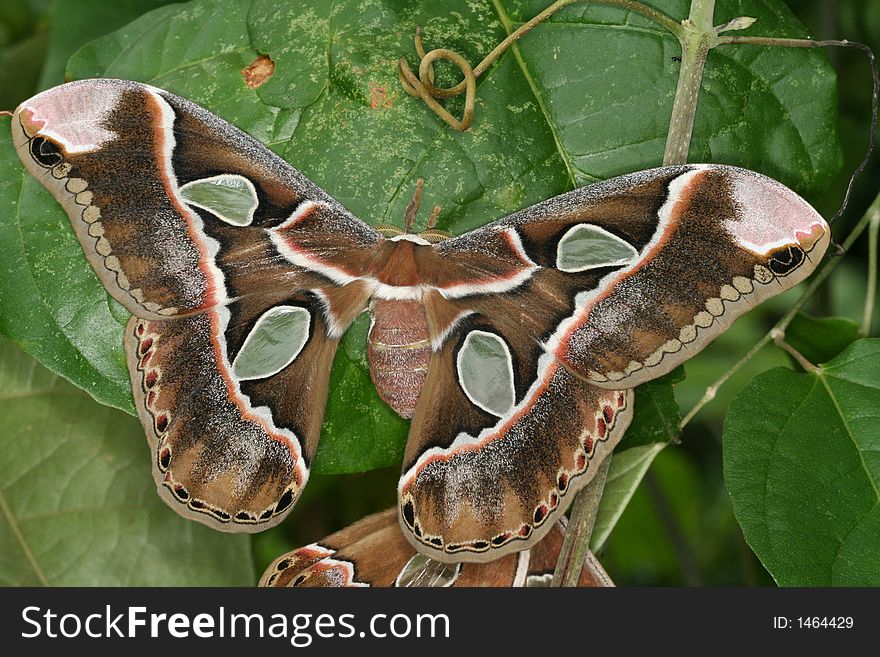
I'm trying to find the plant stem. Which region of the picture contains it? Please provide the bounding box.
[771,328,818,373]
[555,0,721,586]
[862,206,879,336]
[663,0,715,165]
[681,188,880,428]
[551,455,612,587]
[400,0,683,130]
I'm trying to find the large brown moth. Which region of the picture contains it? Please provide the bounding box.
[11,79,829,564]
[259,508,612,587]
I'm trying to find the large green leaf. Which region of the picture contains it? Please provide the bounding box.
[0,338,254,586]
[0,0,840,483]
[723,339,880,585]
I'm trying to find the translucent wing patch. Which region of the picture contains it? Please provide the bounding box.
[179,174,259,226]
[556,223,639,271]
[456,330,516,417]
[232,305,311,380]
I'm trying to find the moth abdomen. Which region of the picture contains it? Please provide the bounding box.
[367,299,431,418]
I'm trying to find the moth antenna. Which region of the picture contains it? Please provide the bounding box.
[0,110,12,117]
[404,178,424,233]
[426,204,441,230]
[818,40,878,226]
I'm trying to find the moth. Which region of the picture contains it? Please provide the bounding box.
[11,79,829,564]
[259,508,612,587]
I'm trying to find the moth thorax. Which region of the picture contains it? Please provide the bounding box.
[367,299,431,419]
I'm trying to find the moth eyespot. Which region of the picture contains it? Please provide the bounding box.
[491,532,512,546]
[158,446,172,471]
[401,498,415,528]
[155,413,169,433]
[767,244,806,276]
[29,135,63,168]
[276,559,291,571]
[557,471,569,491]
[549,492,559,508]
[172,484,189,501]
[274,488,295,514]
[292,574,309,587]
[235,511,256,522]
[518,524,531,538]
[583,434,595,453]
[145,369,159,388]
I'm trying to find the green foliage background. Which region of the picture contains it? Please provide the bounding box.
[0,0,877,586]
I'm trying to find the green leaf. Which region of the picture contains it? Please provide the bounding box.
[0,0,840,478]
[594,367,683,548]
[785,313,862,365]
[723,339,880,585]
[621,367,684,450]
[0,28,47,109]
[38,0,178,89]
[0,337,254,586]
[593,442,665,551]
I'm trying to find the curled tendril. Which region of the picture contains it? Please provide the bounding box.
[398,29,476,131]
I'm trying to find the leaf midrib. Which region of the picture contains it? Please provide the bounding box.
[491,0,579,188]
[818,372,880,500]
[0,487,49,586]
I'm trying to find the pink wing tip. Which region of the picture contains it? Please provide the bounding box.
[795,222,827,251]
[16,107,45,135]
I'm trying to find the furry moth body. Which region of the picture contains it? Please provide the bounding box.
[12,79,829,563]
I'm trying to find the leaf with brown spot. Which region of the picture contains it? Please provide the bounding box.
[241,54,275,89]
